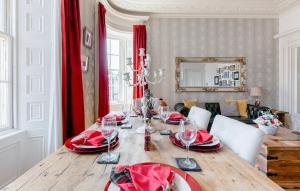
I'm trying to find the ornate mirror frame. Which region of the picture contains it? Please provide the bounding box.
[175,57,247,92]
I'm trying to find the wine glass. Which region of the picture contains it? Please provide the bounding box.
[122,104,130,120]
[178,119,197,169]
[99,116,118,162]
[160,106,170,133]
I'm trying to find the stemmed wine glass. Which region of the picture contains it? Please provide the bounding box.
[122,104,131,121]
[99,116,118,162]
[160,106,170,133]
[178,119,197,169]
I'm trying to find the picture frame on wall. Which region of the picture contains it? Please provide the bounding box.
[214,76,219,85]
[83,27,93,49]
[81,55,89,72]
[233,71,239,80]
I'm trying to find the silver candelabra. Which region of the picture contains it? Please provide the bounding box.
[123,48,165,133]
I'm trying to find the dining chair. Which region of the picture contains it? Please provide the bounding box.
[188,106,212,130]
[290,114,300,132]
[210,115,264,165]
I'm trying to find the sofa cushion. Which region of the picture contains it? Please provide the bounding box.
[219,101,240,117]
[183,98,198,109]
[236,100,248,117]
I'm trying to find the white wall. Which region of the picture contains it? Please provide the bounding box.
[148,18,279,108]
[279,3,300,33]
[277,4,300,113]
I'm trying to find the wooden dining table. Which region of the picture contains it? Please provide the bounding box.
[4,117,284,191]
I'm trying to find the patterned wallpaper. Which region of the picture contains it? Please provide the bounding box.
[147,18,279,109]
[80,0,96,128]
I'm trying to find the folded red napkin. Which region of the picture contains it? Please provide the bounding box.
[112,164,175,191]
[70,130,105,146]
[194,130,213,144]
[168,113,184,120]
[96,115,124,123]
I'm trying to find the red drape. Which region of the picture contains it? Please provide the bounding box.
[61,0,85,142]
[133,25,147,99]
[98,2,110,117]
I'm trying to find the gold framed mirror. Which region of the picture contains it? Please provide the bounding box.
[175,57,247,92]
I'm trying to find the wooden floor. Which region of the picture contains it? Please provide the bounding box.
[4,118,284,191]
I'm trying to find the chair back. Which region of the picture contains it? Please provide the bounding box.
[210,115,264,165]
[188,106,212,130]
[290,114,300,132]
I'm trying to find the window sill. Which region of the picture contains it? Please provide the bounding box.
[0,129,25,140]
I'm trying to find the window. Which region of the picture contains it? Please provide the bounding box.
[0,0,13,130]
[106,36,132,108]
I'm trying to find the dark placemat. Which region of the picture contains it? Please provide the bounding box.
[120,124,132,129]
[159,129,172,135]
[97,152,120,164]
[175,158,202,172]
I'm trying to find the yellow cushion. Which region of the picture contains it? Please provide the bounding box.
[183,99,198,109]
[236,100,248,117]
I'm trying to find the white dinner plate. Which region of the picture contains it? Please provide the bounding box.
[107,173,191,191]
[73,130,118,149]
[175,133,220,147]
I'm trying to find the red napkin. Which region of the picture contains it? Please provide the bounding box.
[70,130,105,146]
[168,113,184,120]
[96,115,124,123]
[194,130,213,144]
[115,164,175,191]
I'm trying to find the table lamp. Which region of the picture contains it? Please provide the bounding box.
[250,87,262,106]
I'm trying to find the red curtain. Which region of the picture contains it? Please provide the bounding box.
[61,0,85,142]
[98,2,110,117]
[133,25,147,99]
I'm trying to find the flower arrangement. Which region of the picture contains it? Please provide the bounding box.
[253,111,282,128]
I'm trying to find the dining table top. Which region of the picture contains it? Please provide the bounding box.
[4,117,284,191]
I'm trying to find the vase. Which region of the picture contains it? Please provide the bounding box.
[258,124,278,135]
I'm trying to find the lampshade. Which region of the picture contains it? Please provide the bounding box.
[250,87,262,97]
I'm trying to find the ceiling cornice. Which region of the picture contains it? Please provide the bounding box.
[101,0,149,32]
[107,0,299,18]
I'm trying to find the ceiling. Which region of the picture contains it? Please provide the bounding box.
[108,0,299,17]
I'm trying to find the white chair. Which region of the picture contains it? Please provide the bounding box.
[290,114,300,132]
[188,106,212,130]
[210,115,264,165]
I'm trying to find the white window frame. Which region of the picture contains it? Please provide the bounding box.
[0,0,16,132]
[107,34,133,109]
[0,32,13,132]
[107,38,123,104]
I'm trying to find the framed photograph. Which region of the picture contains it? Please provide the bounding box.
[83,27,93,49]
[229,65,235,71]
[214,76,219,85]
[81,55,89,72]
[233,71,239,80]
